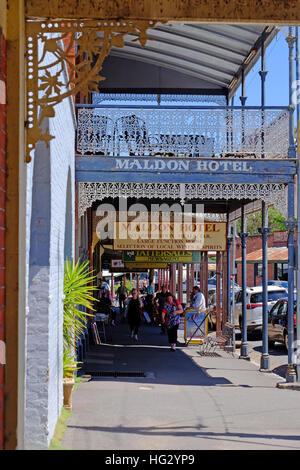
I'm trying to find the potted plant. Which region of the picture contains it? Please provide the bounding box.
[62,349,81,411]
[63,258,98,410]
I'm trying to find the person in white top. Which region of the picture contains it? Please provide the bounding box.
[191,285,206,310]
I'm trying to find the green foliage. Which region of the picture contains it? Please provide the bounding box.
[48,407,72,450]
[114,279,134,294]
[236,208,286,235]
[63,258,97,350]
[268,207,286,231]
[247,211,262,235]
[63,259,98,378]
[63,349,82,379]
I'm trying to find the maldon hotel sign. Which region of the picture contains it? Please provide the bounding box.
[113,222,227,251]
[114,158,253,172]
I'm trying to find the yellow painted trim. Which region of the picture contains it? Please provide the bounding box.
[0,0,7,36]
[5,0,26,450]
[25,0,300,24]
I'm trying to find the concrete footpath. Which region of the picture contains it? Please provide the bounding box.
[62,322,300,450]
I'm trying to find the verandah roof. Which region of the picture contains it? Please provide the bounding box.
[101,23,278,98]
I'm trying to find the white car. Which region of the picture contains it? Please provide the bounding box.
[234,285,288,334]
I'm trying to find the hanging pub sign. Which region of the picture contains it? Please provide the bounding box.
[111,260,124,268]
[113,222,227,251]
[123,251,201,264]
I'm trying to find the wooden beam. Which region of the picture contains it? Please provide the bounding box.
[190,263,195,290]
[25,0,300,24]
[200,253,204,293]
[216,252,222,336]
[5,0,25,450]
[186,264,190,306]
[178,263,183,303]
[202,252,208,307]
[222,251,228,329]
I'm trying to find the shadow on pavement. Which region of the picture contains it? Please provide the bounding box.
[81,321,233,387]
[65,423,300,449]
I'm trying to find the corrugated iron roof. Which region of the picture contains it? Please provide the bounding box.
[109,23,277,97]
[236,246,288,264]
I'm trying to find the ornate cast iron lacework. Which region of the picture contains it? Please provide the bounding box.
[76,107,289,158]
[78,182,288,218]
[25,19,158,162]
[92,93,227,106]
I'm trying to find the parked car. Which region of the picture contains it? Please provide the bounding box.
[267,280,288,290]
[268,298,297,350]
[208,277,217,288]
[235,285,288,334]
[205,277,240,293]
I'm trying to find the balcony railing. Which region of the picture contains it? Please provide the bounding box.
[76,105,290,159]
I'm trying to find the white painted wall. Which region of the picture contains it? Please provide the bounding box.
[47,98,75,444]
[23,39,76,449]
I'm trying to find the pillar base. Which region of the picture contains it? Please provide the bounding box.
[276,382,300,390]
[296,365,300,382]
[239,342,249,359]
[285,363,298,383]
[239,355,251,361]
[260,354,271,371]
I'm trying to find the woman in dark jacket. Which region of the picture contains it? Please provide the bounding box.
[127,289,143,341]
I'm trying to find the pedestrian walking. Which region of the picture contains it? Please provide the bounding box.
[127,289,143,341]
[116,280,128,318]
[140,279,148,295]
[98,278,115,325]
[162,292,183,351]
[147,280,155,296]
[156,285,168,334]
[98,278,112,304]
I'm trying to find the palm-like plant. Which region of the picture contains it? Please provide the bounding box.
[63,258,98,358]
[63,349,82,379]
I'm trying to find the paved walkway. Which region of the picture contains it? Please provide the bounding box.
[62,320,300,450]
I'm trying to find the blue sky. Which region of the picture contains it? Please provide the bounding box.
[98,28,296,108]
[235,29,290,106]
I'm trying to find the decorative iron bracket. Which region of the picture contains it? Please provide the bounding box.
[25,19,158,162]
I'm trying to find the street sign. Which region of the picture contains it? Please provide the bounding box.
[123,250,202,263]
[113,221,227,251]
[184,308,208,344]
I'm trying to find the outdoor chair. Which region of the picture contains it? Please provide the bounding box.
[153,134,214,157]
[113,114,153,156]
[77,114,114,155]
[199,321,235,356]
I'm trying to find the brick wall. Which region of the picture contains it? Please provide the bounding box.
[0,27,6,451]
[234,231,297,287]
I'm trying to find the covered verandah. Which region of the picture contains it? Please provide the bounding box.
[3,0,300,451]
[73,22,297,382]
